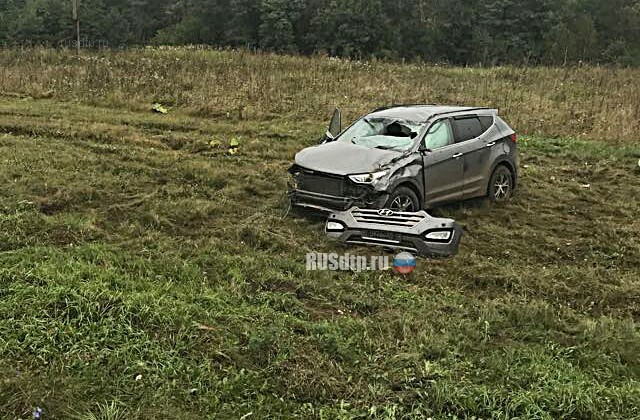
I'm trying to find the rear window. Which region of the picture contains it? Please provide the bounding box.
[452,117,483,142]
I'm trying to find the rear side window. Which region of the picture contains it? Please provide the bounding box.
[479,116,494,131]
[452,117,483,143]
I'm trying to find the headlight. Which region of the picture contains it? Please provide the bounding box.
[348,170,388,184]
[425,230,452,242]
[326,221,345,232]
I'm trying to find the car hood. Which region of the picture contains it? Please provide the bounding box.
[294,141,401,176]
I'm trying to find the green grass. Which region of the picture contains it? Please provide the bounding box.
[0,50,639,419]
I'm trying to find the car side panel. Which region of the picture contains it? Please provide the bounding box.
[422,145,464,206]
[384,158,425,204]
[457,124,504,199]
[495,116,515,137]
[494,117,518,190]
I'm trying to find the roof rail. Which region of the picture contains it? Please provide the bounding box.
[372,103,439,112]
[427,107,495,120]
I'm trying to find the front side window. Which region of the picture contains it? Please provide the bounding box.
[424,119,454,150]
[339,117,424,151]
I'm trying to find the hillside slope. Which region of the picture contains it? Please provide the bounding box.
[0,50,639,418]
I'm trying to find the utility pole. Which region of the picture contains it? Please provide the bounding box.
[72,0,80,55]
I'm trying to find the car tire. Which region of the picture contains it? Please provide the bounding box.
[385,186,420,212]
[488,165,513,203]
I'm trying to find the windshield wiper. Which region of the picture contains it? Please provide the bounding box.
[374,145,400,150]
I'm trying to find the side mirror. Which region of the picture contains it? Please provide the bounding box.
[320,108,341,144]
[329,108,341,137]
[320,130,335,144]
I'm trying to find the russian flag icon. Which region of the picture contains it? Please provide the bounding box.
[394,252,416,274]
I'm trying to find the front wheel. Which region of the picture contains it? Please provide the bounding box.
[488,165,513,203]
[385,186,420,212]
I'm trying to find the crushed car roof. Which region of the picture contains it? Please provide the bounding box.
[367,104,494,122]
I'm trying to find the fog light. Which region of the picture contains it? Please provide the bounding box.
[326,221,345,232]
[425,230,452,241]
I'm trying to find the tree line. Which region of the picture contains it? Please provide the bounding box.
[1,0,639,65]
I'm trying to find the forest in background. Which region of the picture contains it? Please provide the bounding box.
[1,0,639,65]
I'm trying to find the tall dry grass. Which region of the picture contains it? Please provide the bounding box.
[0,47,639,142]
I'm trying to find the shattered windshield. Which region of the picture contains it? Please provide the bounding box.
[339,117,423,151]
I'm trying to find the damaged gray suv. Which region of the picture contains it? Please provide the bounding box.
[289,105,518,212]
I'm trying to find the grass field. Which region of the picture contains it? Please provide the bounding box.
[0,48,639,419]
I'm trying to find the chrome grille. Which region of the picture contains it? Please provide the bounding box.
[351,208,424,228]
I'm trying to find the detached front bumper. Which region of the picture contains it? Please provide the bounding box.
[289,189,389,213]
[325,207,463,257]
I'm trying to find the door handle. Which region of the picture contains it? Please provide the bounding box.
[485,142,496,147]
[452,153,464,158]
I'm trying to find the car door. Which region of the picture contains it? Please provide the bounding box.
[450,115,493,198]
[421,118,464,206]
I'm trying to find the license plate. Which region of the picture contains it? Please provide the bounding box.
[363,230,401,241]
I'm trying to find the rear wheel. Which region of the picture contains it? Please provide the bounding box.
[488,165,513,203]
[385,186,420,212]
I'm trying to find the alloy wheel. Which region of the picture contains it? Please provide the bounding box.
[390,195,415,212]
[493,173,512,200]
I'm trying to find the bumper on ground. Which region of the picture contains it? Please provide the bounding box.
[325,207,463,257]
